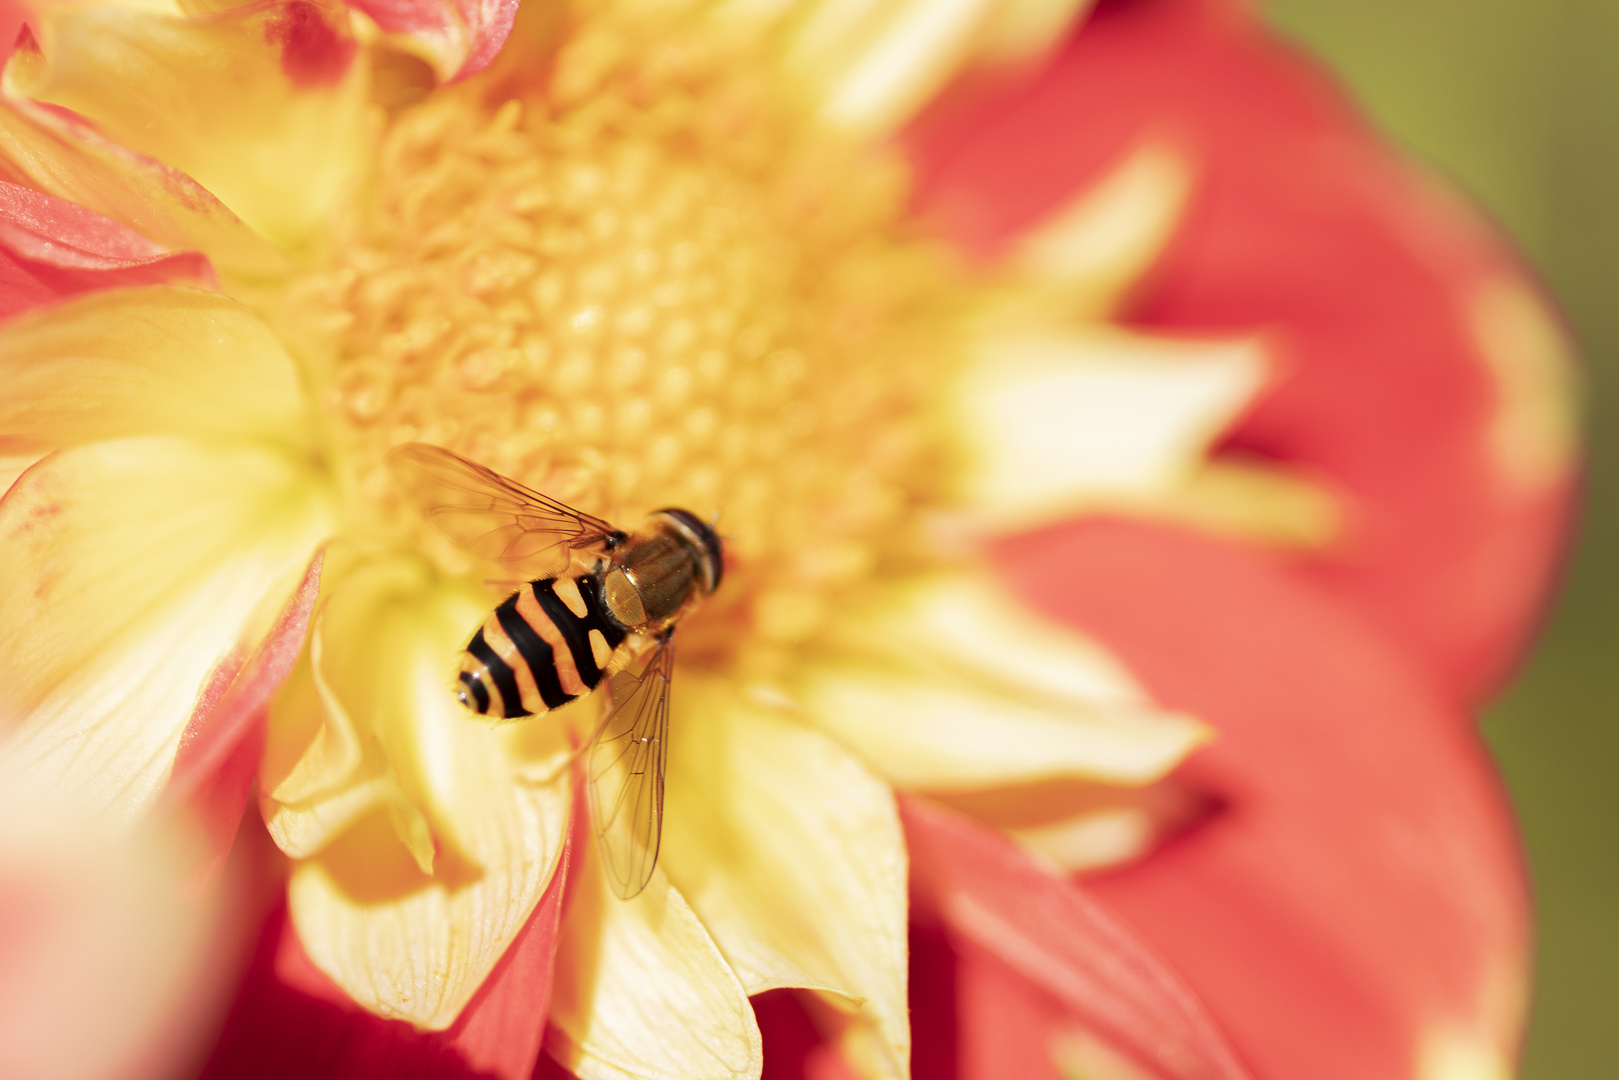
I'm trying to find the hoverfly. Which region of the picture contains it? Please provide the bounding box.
[386,442,723,900]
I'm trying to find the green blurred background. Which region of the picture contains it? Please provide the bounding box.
[1264,2,1619,1076]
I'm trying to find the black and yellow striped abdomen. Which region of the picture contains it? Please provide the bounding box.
[458,575,630,719]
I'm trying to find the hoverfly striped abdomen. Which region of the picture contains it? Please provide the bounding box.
[458,574,630,719]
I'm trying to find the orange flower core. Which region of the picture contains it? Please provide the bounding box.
[293,16,972,668]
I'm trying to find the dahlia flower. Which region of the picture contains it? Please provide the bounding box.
[0,1,1574,1079]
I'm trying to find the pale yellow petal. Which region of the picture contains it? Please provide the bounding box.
[1010,808,1157,872]
[261,638,391,859]
[0,94,284,277]
[970,0,1095,67]
[547,838,761,1080]
[951,327,1268,532]
[13,1,371,249]
[1051,1031,1158,1080]
[0,285,312,455]
[1146,458,1344,549]
[757,0,1087,137]
[1005,141,1193,318]
[281,557,572,1028]
[769,0,1090,137]
[1418,1030,1512,1080]
[662,677,908,1079]
[0,436,334,823]
[797,573,1208,790]
[792,0,999,137]
[933,778,1207,875]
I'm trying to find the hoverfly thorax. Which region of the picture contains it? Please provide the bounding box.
[602,509,724,633]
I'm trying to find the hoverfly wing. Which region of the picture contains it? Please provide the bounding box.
[586,634,673,900]
[386,443,624,573]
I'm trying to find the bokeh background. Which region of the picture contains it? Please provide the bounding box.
[1263,2,1618,1076]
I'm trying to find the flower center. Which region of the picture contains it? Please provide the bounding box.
[298,14,970,668]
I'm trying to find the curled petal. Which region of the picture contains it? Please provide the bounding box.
[0,179,213,320]
[201,851,570,1080]
[271,557,572,1029]
[12,0,370,248]
[165,551,324,885]
[547,817,762,1080]
[662,678,909,1079]
[0,436,335,822]
[349,0,518,82]
[0,94,283,277]
[798,573,1208,789]
[0,285,312,455]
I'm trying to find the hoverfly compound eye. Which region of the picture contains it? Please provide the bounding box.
[655,508,723,593]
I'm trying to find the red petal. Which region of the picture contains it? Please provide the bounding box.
[953,936,1077,1080]
[903,795,1254,1080]
[907,0,1574,702]
[200,831,570,1080]
[995,518,1529,1080]
[0,179,214,321]
[754,990,868,1080]
[265,0,361,88]
[344,0,517,80]
[163,551,323,885]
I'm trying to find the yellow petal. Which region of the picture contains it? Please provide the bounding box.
[951,327,1268,532]
[662,677,908,1079]
[766,0,1090,138]
[547,834,762,1080]
[0,285,312,455]
[933,777,1206,874]
[1005,141,1193,319]
[281,556,572,1028]
[797,573,1209,790]
[1470,274,1580,491]
[1419,1030,1513,1080]
[261,634,394,859]
[1145,458,1344,549]
[0,436,334,822]
[784,0,1003,138]
[12,1,371,249]
[970,0,1095,67]
[0,94,284,277]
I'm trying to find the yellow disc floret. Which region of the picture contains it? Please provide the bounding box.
[295,10,970,670]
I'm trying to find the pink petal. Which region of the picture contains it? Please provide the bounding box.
[996,517,1529,1080]
[345,0,518,80]
[200,831,570,1080]
[906,0,1575,703]
[163,551,323,886]
[0,179,214,321]
[903,795,1254,1080]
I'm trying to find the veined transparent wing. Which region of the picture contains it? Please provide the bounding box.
[587,635,673,900]
[386,442,624,574]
